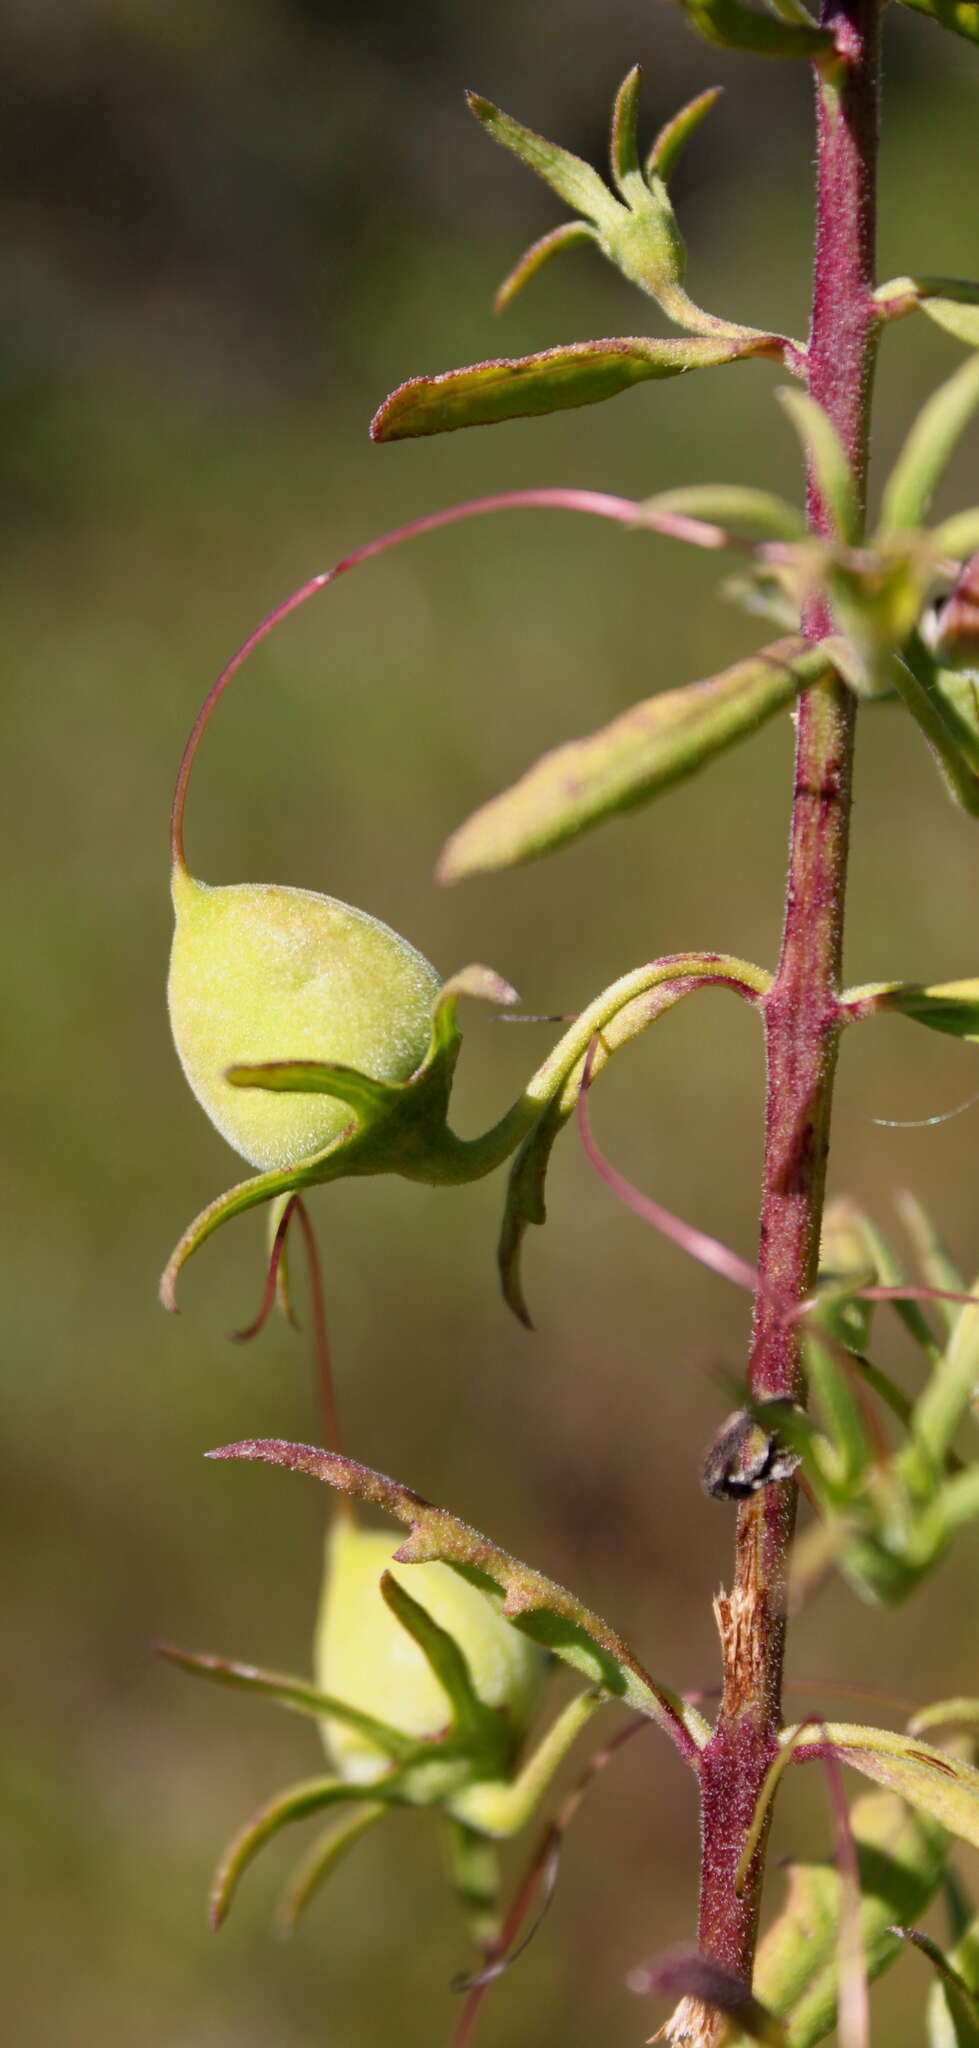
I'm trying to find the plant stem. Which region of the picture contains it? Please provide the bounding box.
[678,10,882,2037]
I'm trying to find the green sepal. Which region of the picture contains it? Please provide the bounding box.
[907,1924,979,2048]
[892,0,979,44]
[879,354,979,539]
[276,1804,386,1937]
[379,1571,509,1766]
[777,388,860,544]
[670,0,834,57]
[466,91,616,226]
[370,332,776,441]
[438,636,832,881]
[157,1643,422,1761]
[609,65,643,199]
[646,86,723,181]
[731,1791,948,2048]
[210,1772,385,1929]
[493,221,597,313]
[785,1723,979,1854]
[205,1438,712,1754]
[160,965,525,1308]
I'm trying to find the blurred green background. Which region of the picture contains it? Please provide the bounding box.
[2,4,978,2043]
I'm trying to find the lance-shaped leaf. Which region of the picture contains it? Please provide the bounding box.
[788,1724,979,1854]
[880,354,979,539]
[494,221,597,313]
[642,482,807,542]
[893,0,979,44]
[729,1791,949,2048]
[371,332,776,441]
[438,636,832,880]
[670,0,834,57]
[206,1439,711,1757]
[876,275,979,347]
[379,1571,505,1758]
[887,642,979,817]
[845,979,979,1045]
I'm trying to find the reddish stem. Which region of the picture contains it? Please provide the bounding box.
[689,7,882,2031]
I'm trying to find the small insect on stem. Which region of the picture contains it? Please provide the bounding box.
[701,1401,804,1501]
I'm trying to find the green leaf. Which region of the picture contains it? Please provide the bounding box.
[875,277,979,345]
[858,979,979,1045]
[792,1724,979,1854]
[671,0,834,55]
[777,388,860,543]
[646,86,723,181]
[892,0,979,45]
[438,636,831,879]
[880,355,979,539]
[465,93,615,225]
[740,1792,949,2048]
[890,643,979,816]
[157,1644,421,1760]
[897,1193,968,1339]
[493,221,598,313]
[206,1439,711,1753]
[642,482,807,541]
[370,333,776,441]
[908,1700,979,1741]
[910,1279,979,1469]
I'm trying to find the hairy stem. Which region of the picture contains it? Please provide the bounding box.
[685,9,882,2033]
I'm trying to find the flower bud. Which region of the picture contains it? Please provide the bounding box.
[314,1519,547,1784]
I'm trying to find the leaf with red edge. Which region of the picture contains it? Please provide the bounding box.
[371,334,778,442]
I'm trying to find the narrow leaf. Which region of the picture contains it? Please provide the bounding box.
[227,1058,399,1118]
[897,1193,967,1338]
[646,86,723,181]
[778,388,860,543]
[880,355,979,538]
[862,980,979,1045]
[466,92,615,223]
[907,1700,979,1741]
[742,1792,949,2048]
[673,0,834,54]
[642,481,807,540]
[205,1439,710,1755]
[790,1724,979,1855]
[438,636,830,879]
[892,0,979,45]
[494,222,597,313]
[875,276,979,341]
[892,1926,979,2048]
[371,333,775,441]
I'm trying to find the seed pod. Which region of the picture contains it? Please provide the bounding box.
[168,868,440,1170]
[314,1519,547,1785]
